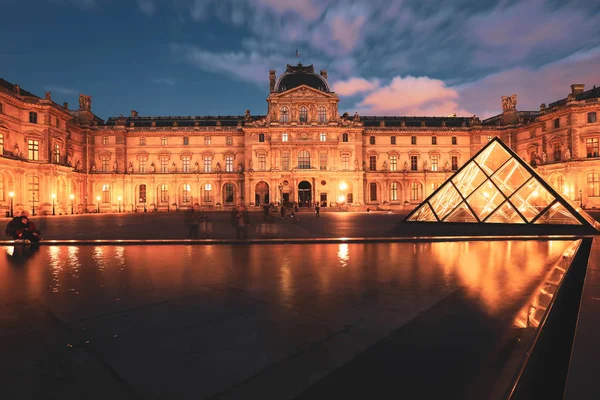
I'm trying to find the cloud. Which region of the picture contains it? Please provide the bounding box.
[45,85,79,96]
[332,77,380,96]
[250,0,326,20]
[152,77,176,85]
[137,0,156,14]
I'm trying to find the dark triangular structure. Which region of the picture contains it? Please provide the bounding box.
[405,137,600,231]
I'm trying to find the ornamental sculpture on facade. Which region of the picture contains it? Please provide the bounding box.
[502,94,517,112]
[79,94,92,111]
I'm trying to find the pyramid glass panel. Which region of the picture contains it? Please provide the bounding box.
[429,183,464,221]
[491,158,531,196]
[508,178,555,222]
[485,201,526,223]
[534,202,581,225]
[443,202,478,223]
[407,202,438,222]
[474,141,512,175]
[452,163,487,198]
[466,180,506,221]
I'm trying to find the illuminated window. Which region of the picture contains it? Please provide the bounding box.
[319,152,327,170]
[369,155,377,171]
[587,173,600,197]
[224,183,234,204]
[280,106,289,123]
[182,184,191,203]
[390,182,398,201]
[259,133,265,142]
[452,136,457,145]
[28,176,39,207]
[282,152,290,170]
[342,153,349,170]
[139,158,147,173]
[102,184,110,203]
[369,182,377,201]
[390,155,397,171]
[226,136,233,146]
[204,183,212,202]
[204,136,211,146]
[391,136,396,145]
[451,155,458,171]
[432,136,437,145]
[139,184,146,203]
[258,154,266,171]
[183,136,189,145]
[410,155,418,171]
[588,112,597,123]
[369,136,375,145]
[160,156,169,173]
[160,184,168,203]
[554,143,561,161]
[203,156,212,173]
[320,132,327,142]
[586,138,599,158]
[161,137,167,146]
[28,139,39,161]
[140,137,146,146]
[182,156,190,173]
[102,136,108,145]
[342,133,348,142]
[318,107,327,123]
[101,156,110,172]
[29,112,37,124]
[225,155,234,172]
[282,133,288,142]
[554,118,560,129]
[54,144,60,163]
[410,181,421,201]
[411,136,417,145]
[487,135,494,142]
[430,155,438,171]
[297,150,310,169]
[299,106,308,122]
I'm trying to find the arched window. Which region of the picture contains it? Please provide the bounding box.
[159,184,168,203]
[318,107,327,123]
[28,176,39,208]
[102,184,111,203]
[298,150,311,169]
[342,133,349,142]
[320,133,327,142]
[204,183,212,202]
[588,173,600,197]
[224,183,235,204]
[282,133,288,142]
[390,182,398,201]
[299,106,308,122]
[410,182,422,201]
[139,184,147,203]
[369,182,378,201]
[280,106,289,123]
[182,184,191,203]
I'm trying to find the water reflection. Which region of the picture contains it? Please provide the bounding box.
[337,243,349,268]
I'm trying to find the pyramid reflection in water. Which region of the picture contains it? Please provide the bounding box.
[406,138,596,227]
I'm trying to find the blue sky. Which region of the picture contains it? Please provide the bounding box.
[1,0,599,120]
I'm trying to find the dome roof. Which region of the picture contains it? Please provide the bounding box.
[275,64,330,93]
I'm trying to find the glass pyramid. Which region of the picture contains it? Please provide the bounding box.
[406,138,596,227]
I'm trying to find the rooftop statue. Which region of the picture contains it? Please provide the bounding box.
[502,94,517,112]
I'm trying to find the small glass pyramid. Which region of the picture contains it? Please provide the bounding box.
[406,138,595,227]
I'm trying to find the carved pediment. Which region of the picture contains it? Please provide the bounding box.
[275,85,333,99]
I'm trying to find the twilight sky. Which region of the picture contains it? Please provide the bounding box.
[1,0,599,120]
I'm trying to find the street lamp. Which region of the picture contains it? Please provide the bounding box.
[96,196,101,213]
[69,194,75,214]
[278,183,283,205]
[9,191,14,217]
[118,196,122,213]
[51,193,56,215]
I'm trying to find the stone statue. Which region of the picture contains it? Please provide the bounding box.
[91,161,97,172]
[354,158,359,170]
[444,161,449,171]
[330,106,337,121]
[151,120,156,127]
[63,102,69,109]
[501,94,517,112]
[216,162,221,173]
[79,94,92,111]
[150,162,155,173]
[13,84,21,95]
[131,110,139,118]
[353,112,360,122]
[45,92,51,101]
[383,161,388,171]
[245,109,252,121]
[471,115,481,125]
[423,160,428,170]
[404,161,408,170]
[238,162,243,172]
[194,161,199,173]
[171,162,177,172]
[12,144,20,157]
[540,103,547,111]
[249,159,253,170]
[564,147,571,160]
[291,107,297,121]
[75,160,80,170]
[128,162,134,173]
[362,160,366,171]
[542,151,548,164]
[113,161,118,173]
[309,104,317,121]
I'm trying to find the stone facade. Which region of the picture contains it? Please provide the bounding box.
[0,68,599,215]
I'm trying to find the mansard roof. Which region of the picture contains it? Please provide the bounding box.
[548,85,600,108]
[0,78,40,98]
[360,115,472,128]
[275,63,330,93]
[103,115,266,128]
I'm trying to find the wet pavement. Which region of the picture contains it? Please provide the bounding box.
[0,239,579,399]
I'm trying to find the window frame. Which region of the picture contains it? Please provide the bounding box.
[225,155,234,172]
[297,150,310,169]
[342,133,349,143]
[28,139,40,161]
[431,136,437,145]
[318,106,327,123]
[390,136,396,145]
[587,173,600,197]
[410,155,418,171]
[280,106,289,123]
[369,155,377,171]
[299,106,308,122]
[452,136,457,145]
[411,136,417,145]
[369,136,376,145]
[588,112,597,123]
[29,111,38,124]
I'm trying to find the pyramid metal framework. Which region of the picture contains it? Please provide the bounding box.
[405,137,599,227]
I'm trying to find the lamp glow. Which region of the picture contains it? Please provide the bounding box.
[339,182,348,191]
[338,195,345,202]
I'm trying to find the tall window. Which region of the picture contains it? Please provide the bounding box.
[390,155,397,171]
[204,183,212,202]
[342,133,349,142]
[225,155,234,172]
[452,136,457,145]
[102,184,110,203]
[258,154,266,171]
[342,153,349,170]
[204,156,212,173]
[28,139,39,161]
[587,138,599,158]
[410,182,420,201]
[320,132,327,142]
[299,106,308,122]
[391,136,396,145]
[226,136,233,146]
[139,184,146,203]
[160,184,168,203]
[161,137,167,146]
[259,133,265,142]
[554,118,560,129]
[390,182,398,201]
[430,155,438,171]
[182,184,191,203]
[319,152,327,170]
[182,156,190,173]
[101,156,110,172]
[318,107,327,123]
[183,136,189,145]
[554,143,561,161]
[369,182,377,201]
[282,152,290,170]
[29,112,37,124]
[451,155,458,171]
[160,156,168,173]
[28,176,39,207]
[139,158,147,173]
[369,136,376,145]
[282,133,288,142]
[102,136,108,145]
[411,136,417,145]
[369,155,377,171]
[280,106,289,123]
[588,173,600,197]
[140,137,146,146]
[432,136,437,145]
[54,144,60,163]
[224,183,234,203]
[410,155,418,171]
[204,136,211,146]
[298,150,310,169]
[588,112,597,123]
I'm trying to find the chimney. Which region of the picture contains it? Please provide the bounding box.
[269,70,276,93]
[320,70,328,80]
[571,84,585,96]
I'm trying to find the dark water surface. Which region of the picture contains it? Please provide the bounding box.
[0,240,578,399]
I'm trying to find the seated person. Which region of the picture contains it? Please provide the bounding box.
[8,216,41,243]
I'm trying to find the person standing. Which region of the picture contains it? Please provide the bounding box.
[184,204,200,239]
[315,203,320,218]
[231,204,250,239]
[280,204,286,219]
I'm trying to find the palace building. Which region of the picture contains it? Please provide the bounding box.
[0,64,599,215]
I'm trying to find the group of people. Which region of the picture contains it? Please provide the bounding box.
[183,204,211,239]
[4,211,42,243]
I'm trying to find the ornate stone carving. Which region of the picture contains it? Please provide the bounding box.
[216,119,221,127]
[13,144,20,157]
[216,162,221,173]
[194,161,199,173]
[245,110,252,121]
[540,103,546,111]
[151,120,156,127]
[131,110,139,118]
[470,115,482,125]
[171,162,177,172]
[353,112,360,122]
[75,160,80,170]
[128,162,134,174]
[45,92,51,100]
[113,161,118,173]
[383,161,388,171]
[564,147,571,160]
[404,161,408,170]
[13,84,21,95]
[354,158,359,170]
[542,151,547,164]
[63,102,69,109]
[502,94,517,112]
[309,104,317,121]
[173,121,178,127]
[91,162,97,172]
[79,94,92,111]
[150,162,155,173]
